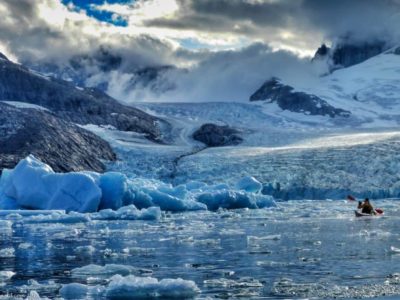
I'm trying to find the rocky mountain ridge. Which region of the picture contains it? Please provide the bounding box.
[0,53,167,142]
[249,77,351,118]
[0,102,116,173]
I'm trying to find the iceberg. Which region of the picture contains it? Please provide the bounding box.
[2,155,101,212]
[105,274,200,299]
[197,190,274,211]
[60,275,199,299]
[236,176,263,193]
[0,155,276,213]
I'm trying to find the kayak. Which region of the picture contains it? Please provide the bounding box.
[354,210,384,217]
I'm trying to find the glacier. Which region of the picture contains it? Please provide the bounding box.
[0,155,275,213]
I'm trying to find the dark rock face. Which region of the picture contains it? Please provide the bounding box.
[0,102,116,173]
[0,56,166,141]
[125,66,176,95]
[0,53,9,61]
[313,43,330,60]
[193,124,243,147]
[25,46,176,99]
[250,77,350,118]
[70,45,122,73]
[394,47,400,55]
[313,40,389,69]
[331,41,387,68]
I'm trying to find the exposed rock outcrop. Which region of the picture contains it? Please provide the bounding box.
[250,77,350,118]
[0,55,166,141]
[193,123,243,147]
[0,102,116,173]
[313,40,389,70]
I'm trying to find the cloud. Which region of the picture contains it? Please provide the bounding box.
[1,0,400,104]
[103,43,323,103]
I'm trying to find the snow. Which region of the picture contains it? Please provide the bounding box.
[0,155,277,213]
[0,101,50,111]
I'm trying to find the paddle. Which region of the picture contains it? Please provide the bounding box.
[347,195,356,201]
[347,195,384,215]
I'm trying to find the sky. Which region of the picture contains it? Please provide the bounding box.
[1,0,400,102]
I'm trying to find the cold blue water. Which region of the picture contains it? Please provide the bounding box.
[2,200,400,299]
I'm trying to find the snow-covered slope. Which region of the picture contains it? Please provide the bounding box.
[257,49,400,127]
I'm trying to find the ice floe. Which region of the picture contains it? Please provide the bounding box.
[0,155,276,213]
[61,273,199,299]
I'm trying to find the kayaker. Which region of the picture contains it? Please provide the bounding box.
[357,198,375,215]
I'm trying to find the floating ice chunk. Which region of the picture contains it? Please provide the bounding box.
[133,187,206,212]
[236,176,263,193]
[71,264,136,278]
[0,270,15,281]
[25,211,90,224]
[25,291,50,300]
[45,173,101,212]
[60,283,90,299]
[18,243,34,250]
[75,245,96,255]
[0,220,12,230]
[2,155,101,212]
[0,210,65,217]
[99,172,129,210]
[197,190,275,211]
[185,181,206,191]
[60,283,104,299]
[390,246,400,253]
[0,248,15,258]
[92,205,161,221]
[204,277,263,288]
[105,274,200,299]
[0,156,277,213]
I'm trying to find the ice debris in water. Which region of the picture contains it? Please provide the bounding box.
[0,155,276,213]
[0,271,15,281]
[71,264,137,278]
[0,248,15,258]
[61,274,200,299]
[105,275,200,299]
[390,246,400,253]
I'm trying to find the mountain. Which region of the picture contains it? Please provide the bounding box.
[251,43,400,125]
[0,102,116,173]
[25,47,176,99]
[0,53,167,141]
[313,39,390,71]
[249,77,350,118]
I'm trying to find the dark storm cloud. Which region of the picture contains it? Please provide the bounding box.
[146,0,400,44]
[0,0,192,67]
[1,0,399,103]
[146,0,298,34]
[301,0,400,42]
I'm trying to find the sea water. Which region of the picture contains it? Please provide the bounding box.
[1,200,400,299]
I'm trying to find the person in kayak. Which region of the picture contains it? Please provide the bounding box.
[357,198,375,215]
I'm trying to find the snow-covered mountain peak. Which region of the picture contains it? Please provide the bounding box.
[251,47,400,128]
